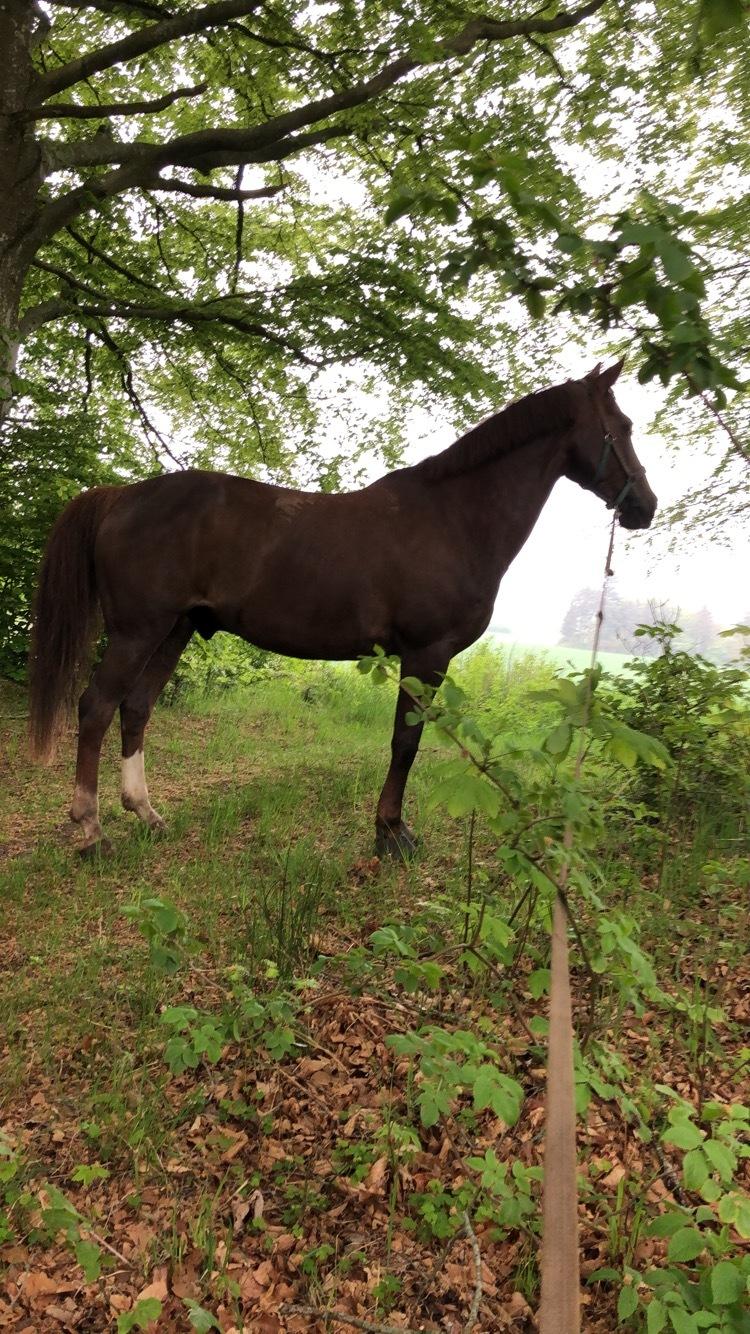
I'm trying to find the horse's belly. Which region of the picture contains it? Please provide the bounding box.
[216,576,390,661]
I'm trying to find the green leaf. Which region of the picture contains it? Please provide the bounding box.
[471,1066,524,1125]
[419,1086,444,1128]
[659,243,698,284]
[647,1297,667,1333]
[528,968,551,999]
[667,1310,700,1334]
[617,1283,639,1319]
[524,288,546,320]
[701,0,747,41]
[161,1005,199,1030]
[647,1213,689,1239]
[184,1300,221,1331]
[607,734,637,768]
[384,191,416,225]
[619,221,665,246]
[74,1239,102,1282]
[717,1190,750,1238]
[557,232,583,254]
[667,1227,705,1262]
[698,1178,721,1202]
[70,1163,110,1186]
[710,1260,744,1305]
[682,1148,709,1191]
[117,1298,163,1333]
[662,1121,704,1150]
[545,722,572,756]
[702,1138,735,1181]
[430,772,501,818]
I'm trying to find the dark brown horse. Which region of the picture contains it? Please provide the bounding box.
[29,360,656,857]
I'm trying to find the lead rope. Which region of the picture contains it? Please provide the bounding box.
[538,512,617,1334]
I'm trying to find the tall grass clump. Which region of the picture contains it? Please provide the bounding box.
[453,640,558,732]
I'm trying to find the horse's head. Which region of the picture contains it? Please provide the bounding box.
[565,360,657,530]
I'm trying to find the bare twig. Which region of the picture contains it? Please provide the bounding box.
[279,1305,422,1334]
[689,377,750,465]
[36,0,265,98]
[461,809,476,945]
[463,942,536,1044]
[525,35,577,93]
[91,321,185,469]
[462,1210,483,1333]
[231,163,245,293]
[81,1226,132,1268]
[30,83,208,119]
[146,178,284,202]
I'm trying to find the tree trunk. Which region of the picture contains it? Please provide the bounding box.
[0,0,43,407]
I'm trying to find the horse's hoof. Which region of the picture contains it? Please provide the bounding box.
[77,837,113,860]
[375,822,419,862]
[146,814,166,834]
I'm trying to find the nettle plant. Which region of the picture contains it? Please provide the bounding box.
[357,652,750,1329]
[158,967,301,1076]
[358,647,669,1004]
[612,1095,750,1333]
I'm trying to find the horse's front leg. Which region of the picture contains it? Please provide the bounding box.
[375,650,449,861]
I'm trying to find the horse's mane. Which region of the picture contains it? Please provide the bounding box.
[414,380,576,482]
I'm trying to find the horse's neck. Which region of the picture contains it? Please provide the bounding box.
[445,431,566,585]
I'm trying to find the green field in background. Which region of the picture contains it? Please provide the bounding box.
[485,635,632,674]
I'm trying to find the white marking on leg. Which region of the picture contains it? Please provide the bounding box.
[121,750,164,828]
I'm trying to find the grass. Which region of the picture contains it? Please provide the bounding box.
[0,652,748,1332]
[487,634,633,675]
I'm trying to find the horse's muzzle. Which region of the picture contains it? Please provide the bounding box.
[618,491,657,530]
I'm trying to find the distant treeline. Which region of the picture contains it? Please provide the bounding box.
[559,587,747,660]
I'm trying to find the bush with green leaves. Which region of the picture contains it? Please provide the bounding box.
[160,633,279,703]
[0,1134,111,1284]
[0,415,122,681]
[609,1096,750,1333]
[157,970,299,1076]
[357,648,749,1329]
[452,639,558,734]
[603,621,750,851]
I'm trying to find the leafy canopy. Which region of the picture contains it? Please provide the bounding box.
[7,0,745,489]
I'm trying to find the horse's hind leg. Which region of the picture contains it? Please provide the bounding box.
[120,616,193,828]
[70,626,173,855]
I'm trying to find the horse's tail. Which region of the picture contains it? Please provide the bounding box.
[28,486,119,761]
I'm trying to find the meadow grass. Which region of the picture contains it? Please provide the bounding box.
[1,642,743,1112]
[0,644,747,1331]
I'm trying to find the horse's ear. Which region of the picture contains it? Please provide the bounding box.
[585,362,603,380]
[598,357,626,388]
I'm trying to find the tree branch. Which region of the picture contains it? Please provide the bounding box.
[65,224,162,290]
[43,0,172,18]
[36,0,265,99]
[93,320,185,468]
[31,127,347,244]
[21,278,319,366]
[145,178,284,202]
[30,83,208,120]
[525,35,577,93]
[26,0,609,250]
